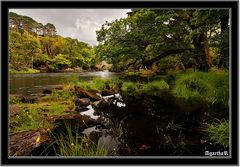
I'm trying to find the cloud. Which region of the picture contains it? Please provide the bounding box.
[9,9,131,45]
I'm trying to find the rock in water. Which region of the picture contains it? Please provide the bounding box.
[47,114,101,134]
[92,99,109,109]
[101,89,115,96]
[74,86,102,101]
[73,98,91,107]
[75,106,89,112]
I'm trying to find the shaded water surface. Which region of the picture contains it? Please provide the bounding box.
[10,71,118,94]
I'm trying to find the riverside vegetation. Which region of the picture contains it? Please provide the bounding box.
[9,9,230,156]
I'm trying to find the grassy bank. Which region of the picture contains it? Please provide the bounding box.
[9,68,40,74]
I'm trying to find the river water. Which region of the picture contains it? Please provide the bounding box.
[9,71,118,94]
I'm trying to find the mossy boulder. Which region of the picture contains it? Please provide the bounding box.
[74,86,102,101]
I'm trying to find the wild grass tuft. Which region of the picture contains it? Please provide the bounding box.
[51,123,108,156]
[204,120,229,147]
[142,80,169,94]
[173,72,229,106]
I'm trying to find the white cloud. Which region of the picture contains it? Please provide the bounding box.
[9,9,131,45]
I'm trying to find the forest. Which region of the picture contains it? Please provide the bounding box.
[9,9,230,157]
[9,12,96,73]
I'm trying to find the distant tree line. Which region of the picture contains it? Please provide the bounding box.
[9,12,97,72]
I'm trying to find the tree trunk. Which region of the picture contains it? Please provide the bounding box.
[204,24,211,67]
[218,12,229,68]
[192,33,210,71]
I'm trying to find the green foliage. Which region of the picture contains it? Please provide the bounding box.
[9,12,95,73]
[157,56,182,73]
[51,54,72,70]
[204,120,229,147]
[96,9,229,72]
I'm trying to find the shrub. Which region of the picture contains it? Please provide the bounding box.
[204,120,229,147]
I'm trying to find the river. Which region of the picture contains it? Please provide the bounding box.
[9,71,119,94]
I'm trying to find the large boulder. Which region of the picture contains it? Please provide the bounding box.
[9,128,50,156]
[74,86,102,101]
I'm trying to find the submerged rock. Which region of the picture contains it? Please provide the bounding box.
[9,128,50,156]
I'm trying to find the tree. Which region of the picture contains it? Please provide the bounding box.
[44,23,57,36]
[9,30,41,70]
[96,9,229,72]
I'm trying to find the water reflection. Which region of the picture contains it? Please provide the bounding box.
[9,71,119,94]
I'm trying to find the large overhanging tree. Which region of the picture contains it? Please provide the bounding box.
[96,9,229,71]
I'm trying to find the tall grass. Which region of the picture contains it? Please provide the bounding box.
[52,123,108,156]
[173,72,229,106]
[204,120,229,147]
[142,80,169,94]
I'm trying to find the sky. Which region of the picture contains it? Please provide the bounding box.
[9,9,131,46]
